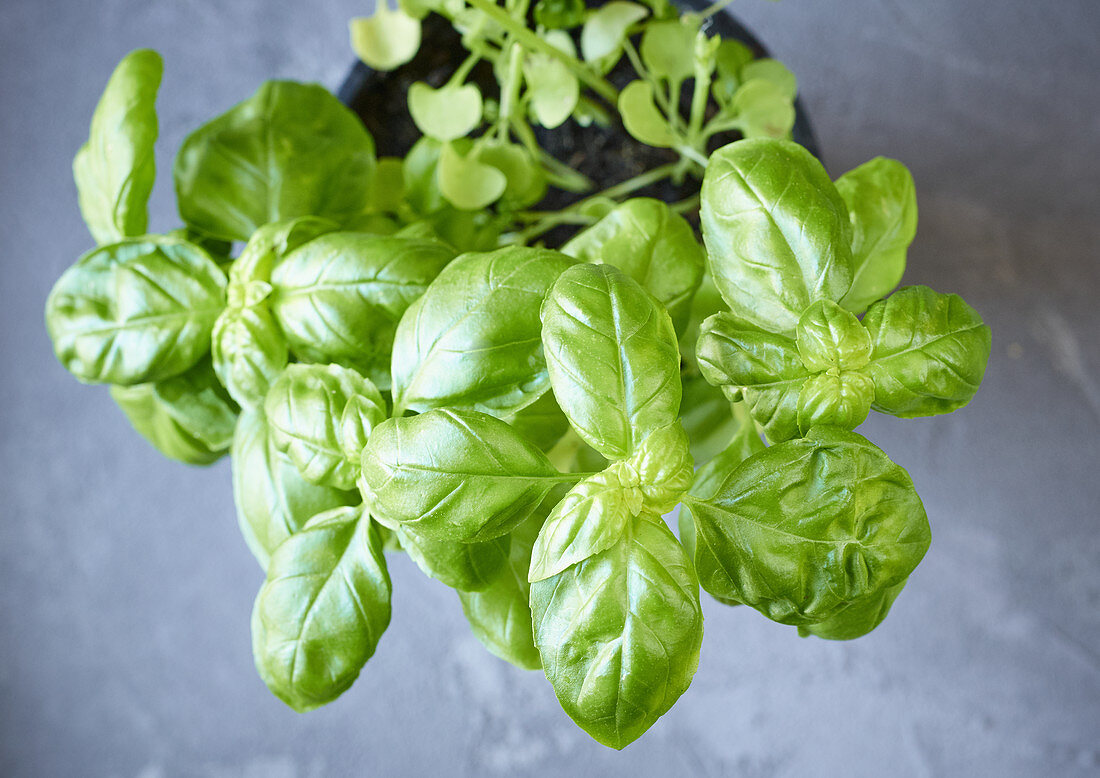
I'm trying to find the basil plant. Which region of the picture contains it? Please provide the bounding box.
[46,28,989,751]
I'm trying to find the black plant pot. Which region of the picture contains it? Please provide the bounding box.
[336,1,819,233]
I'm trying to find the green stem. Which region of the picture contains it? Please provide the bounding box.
[497,42,525,136]
[696,0,737,19]
[669,193,701,214]
[687,40,712,142]
[448,52,482,87]
[464,0,621,104]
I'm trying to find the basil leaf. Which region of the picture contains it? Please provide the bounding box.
[799,579,908,640]
[740,59,797,100]
[796,299,872,372]
[110,357,237,465]
[212,306,288,410]
[640,19,699,82]
[679,373,740,465]
[174,81,376,242]
[396,526,510,592]
[458,512,545,670]
[531,510,703,749]
[580,1,649,69]
[700,139,853,335]
[696,312,809,442]
[46,236,226,385]
[542,263,681,460]
[232,410,358,569]
[474,142,548,211]
[862,286,992,417]
[529,468,631,582]
[270,232,456,388]
[796,372,874,434]
[359,408,569,542]
[408,83,482,142]
[227,217,338,294]
[73,49,162,245]
[730,79,795,140]
[523,32,580,129]
[836,157,918,314]
[618,80,676,148]
[502,388,571,453]
[562,198,705,334]
[628,421,694,512]
[349,5,422,71]
[252,507,391,712]
[264,364,386,490]
[684,426,931,625]
[391,246,574,416]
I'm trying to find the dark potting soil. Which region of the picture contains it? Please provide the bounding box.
[337,2,819,244]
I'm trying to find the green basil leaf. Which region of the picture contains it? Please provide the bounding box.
[437,141,507,210]
[458,511,547,670]
[264,364,386,490]
[796,371,874,434]
[174,81,376,242]
[110,357,237,465]
[730,79,795,140]
[739,59,797,100]
[396,526,510,592]
[408,82,482,142]
[474,142,548,211]
[391,246,574,416]
[534,0,585,29]
[711,39,753,105]
[618,80,676,148]
[252,507,391,712]
[836,157,918,314]
[542,263,681,460]
[562,198,705,334]
[46,236,226,385]
[580,1,649,69]
[796,299,872,372]
[227,217,339,296]
[640,19,699,81]
[359,408,569,542]
[523,32,580,129]
[684,426,930,625]
[530,510,703,749]
[696,311,809,442]
[364,157,407,214]
[628,421,694,512]
[862,285,992,417]
[799,579,907,640]
[700,139,853,335]
[529,469,631,582]
[349,6,422,71]
[502,388,571,452]
[270,232,456,388]
[232,410,358,569]
[73,49,162,245]
[212,306,288,410]
[679,372,740,465]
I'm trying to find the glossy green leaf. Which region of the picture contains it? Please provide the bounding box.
[628,421,694,512]
[349,6,422,71]
[562,198,705,334]
[403,136,449,215]
[110,357,237,465]
[678,372,741,465]
[529,468,632,582]
[796,299,872,372]
[861,285,992,417]
[391,246,574,416]
[731,79,795,140]
[639,18,698,82]
[580,1,648,67]
[696,311,810,442]
[458,513,544,670]
[798,579,907,640]
[836,157,919,314]
[73,49,162,245]
[408,82,482,142]
[232,410,358,569]
[684,426,931,625]
[270,231,456,387]
[174,81,376,241]
[700,139,853,335]
[252,507,391,712]
[534,0,585,29]
[45,235,226,385]
[796,371,874,434]
[212,306,289,410]
[542,263,681,460]
[364,157,407,214]
[711,39,753,105]
[264,364,386,490]
[396,526,510,592]
[618,81,676,148]
[531,510,703,749]
[502,388,571,452]
[359,408,571,542]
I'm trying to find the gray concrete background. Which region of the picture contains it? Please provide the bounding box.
[2,0,1098,775]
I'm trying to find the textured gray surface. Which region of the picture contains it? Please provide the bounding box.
[2,0,1099,775]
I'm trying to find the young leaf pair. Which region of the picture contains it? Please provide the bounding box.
[696,139,992,442]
